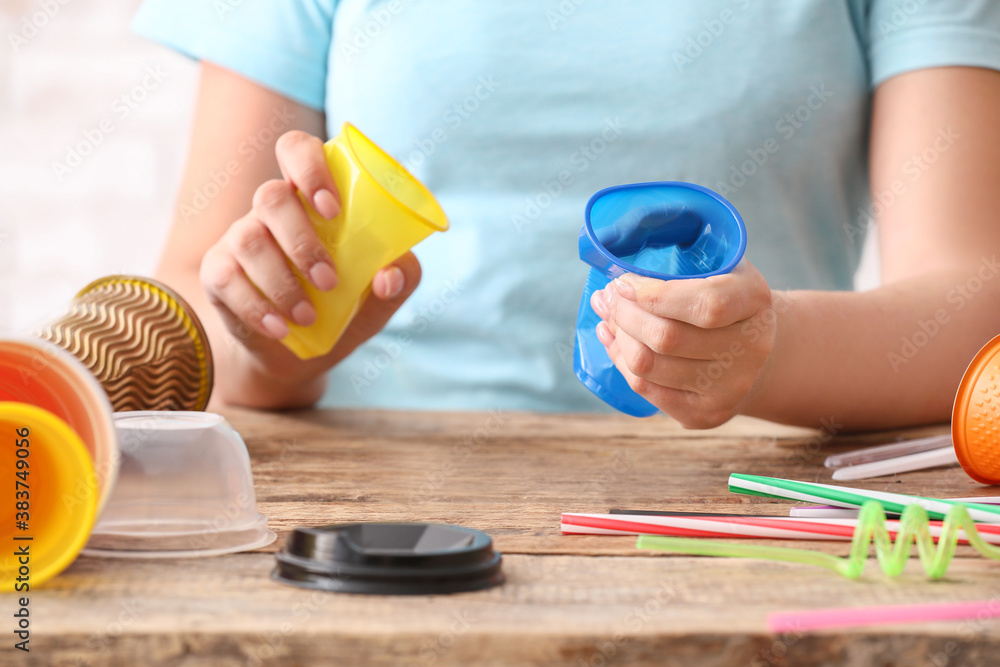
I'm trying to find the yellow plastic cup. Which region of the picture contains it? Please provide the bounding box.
[282,123,450,359]
[0,402,98,591]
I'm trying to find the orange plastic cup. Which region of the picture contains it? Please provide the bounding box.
[0,338,117,512]
[0,402,98,591]
[952,333,1000,484]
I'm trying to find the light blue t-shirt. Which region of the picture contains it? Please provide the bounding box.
[134,1,1000,412]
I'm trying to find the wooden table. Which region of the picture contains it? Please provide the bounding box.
[27,409,1000,666]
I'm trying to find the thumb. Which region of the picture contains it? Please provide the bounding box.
[372,251,421,302]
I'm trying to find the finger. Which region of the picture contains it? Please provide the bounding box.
[603,332,736,429]
[613,261,769,328]
[602,324,712,391]
[372,251,422,303]
[275,130,341,220]
[595,286,746,360]
[224,214,315,326]
[200,244,290,341]
[252,179,338,292]
[604,331,699,412]
[600,306,767,402]
[373,266,406,301]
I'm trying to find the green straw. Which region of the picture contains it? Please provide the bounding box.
[637,501,1000,579]
[728,473,1000,524]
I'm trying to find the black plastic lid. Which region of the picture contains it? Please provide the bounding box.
[271,522,504,595]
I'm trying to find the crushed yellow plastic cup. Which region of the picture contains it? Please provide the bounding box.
[0,402,98,591]
[281,123,449,359]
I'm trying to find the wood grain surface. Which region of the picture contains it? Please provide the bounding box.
[24,409,1000,666]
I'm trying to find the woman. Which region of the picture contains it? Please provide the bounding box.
[135,1,1000,429]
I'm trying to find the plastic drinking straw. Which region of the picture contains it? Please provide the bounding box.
[831,447,958,481]
[564,513,855,540]
[636,501,1000,580]
[788,506,869,519]
[790,497,1000,518]
[729,473,1000,523]
[767,599,1000,633]
[824,434,951,468]
[561,512,1000,545]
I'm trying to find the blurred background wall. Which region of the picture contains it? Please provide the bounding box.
[0,0,880,338]
[0,0,197,335]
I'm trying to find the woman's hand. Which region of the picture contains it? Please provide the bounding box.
[591,260,776,428]
[199,130,420,381]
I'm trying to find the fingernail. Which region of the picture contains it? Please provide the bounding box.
[291,300,317,327]
[309,262,339,291]
[614,278,636,300]
[596,321,615,346]
[261,313,289,339]
[382,267,405,299]
[314,189,341,220]
[591,289,609,317]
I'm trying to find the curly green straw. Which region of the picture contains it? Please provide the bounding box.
[636,501,1000,579]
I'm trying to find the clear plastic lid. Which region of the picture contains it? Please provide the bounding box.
[82,411,275,558]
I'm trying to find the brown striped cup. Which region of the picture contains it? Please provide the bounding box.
[36,276,213,412]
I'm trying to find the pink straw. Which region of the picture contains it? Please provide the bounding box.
[768,599,1000,632]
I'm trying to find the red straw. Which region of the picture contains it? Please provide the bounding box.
[560,512,1000,544]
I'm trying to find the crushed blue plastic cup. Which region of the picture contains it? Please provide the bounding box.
[574,182,747,417]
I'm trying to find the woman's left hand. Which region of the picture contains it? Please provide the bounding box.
[591,260,777,428]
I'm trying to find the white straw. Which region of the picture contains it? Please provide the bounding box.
[791,496,1000,518]
[824,434,951,468]
[831,447,959,481]
[789,507,862,518]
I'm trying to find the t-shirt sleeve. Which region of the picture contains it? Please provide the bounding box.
[131,0,335,110]
[864,0,1000,87]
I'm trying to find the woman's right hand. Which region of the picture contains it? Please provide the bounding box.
[199,130,421,380]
